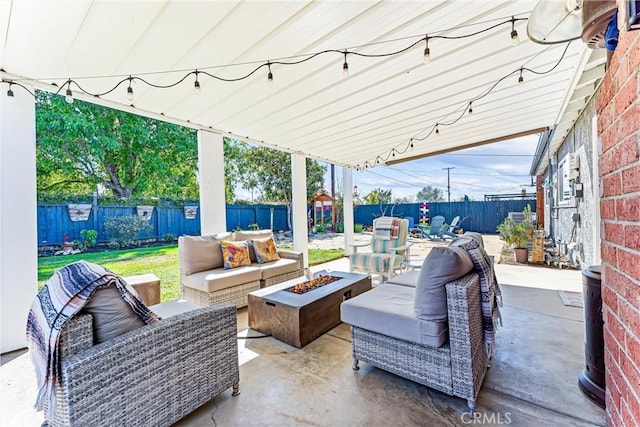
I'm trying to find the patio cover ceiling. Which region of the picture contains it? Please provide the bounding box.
[0,0,604,169]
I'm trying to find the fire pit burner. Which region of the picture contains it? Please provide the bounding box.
[286,274,342,294]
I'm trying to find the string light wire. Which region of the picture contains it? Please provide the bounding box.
[356,42,572,170]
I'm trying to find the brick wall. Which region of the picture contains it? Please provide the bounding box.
[595,7,640,426]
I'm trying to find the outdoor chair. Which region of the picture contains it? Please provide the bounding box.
[407,216,424,238]
[420,215,446,240]
[349,216,412,281]
[443,215,461,239]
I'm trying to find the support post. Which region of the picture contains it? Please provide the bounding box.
[197,131,226,234]
[343,167,354,256]
[291,154,309,267]
[1,87,37,352]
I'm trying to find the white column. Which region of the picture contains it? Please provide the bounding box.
[1,87,37,352]
[343,167,354,256]
[197,130,226,234]
[291,154,309,267]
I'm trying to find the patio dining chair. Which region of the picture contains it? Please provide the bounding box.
[349,216,412,281]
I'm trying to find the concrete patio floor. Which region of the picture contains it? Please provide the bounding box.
[2,254,606,426]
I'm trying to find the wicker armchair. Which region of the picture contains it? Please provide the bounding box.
[44,304,240,427]
[342,272,489,410]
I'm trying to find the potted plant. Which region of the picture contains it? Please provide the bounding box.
[497,217,534,263]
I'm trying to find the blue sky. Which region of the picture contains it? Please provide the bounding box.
[323,134,540,202]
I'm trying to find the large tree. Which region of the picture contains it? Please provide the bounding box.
[363,188,393,205]
[36,91,198,199]
[416,186,445,202]
[233,144,326,227]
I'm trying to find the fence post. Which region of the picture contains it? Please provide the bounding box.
[92,192,99,239]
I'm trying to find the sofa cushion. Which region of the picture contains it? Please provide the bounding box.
[221,240,252,269]
[182,266,262,292]
[414,246,474,321]
[82,284,145,344]
[257,258,300,280]
[233,230,274,262]
[179,235,224,275]
[252,236,280,264]
[341,283,447,348]
[385,269,420,287]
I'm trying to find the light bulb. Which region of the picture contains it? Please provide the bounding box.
[468,102,473,115]
[194,80,201,94]
[127,85,134,101]
[511,29,520,45]
[518,69,524,86]
[65,87,74,104]
[342,51,349,77]
[268,72,274,87]
[7,86,15,103]
[510,18,520,46]
[423,36,430,62]
[435,124,440,135]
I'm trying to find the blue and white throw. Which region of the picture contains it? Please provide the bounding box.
[25,261,158,411]
[451,237,502,355]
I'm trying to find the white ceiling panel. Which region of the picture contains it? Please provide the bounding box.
[1,0,602,170]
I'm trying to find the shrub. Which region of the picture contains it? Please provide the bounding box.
[161,233,177,243]
[80,229,98,248]
[354,223,363,233]
[104,215,152,249]
[336,222,344,233]
[497,217,533,249]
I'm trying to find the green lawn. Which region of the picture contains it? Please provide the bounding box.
[38,245,345,302]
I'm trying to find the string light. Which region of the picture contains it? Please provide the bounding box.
[423,36,430,62]
[510,17,520,45]
[267,62,274,87]
[6,84,14,101]
[342,51,349,77]
[194,71,201,94]
[65,80,74,104]
[126,77,134,101]
[468,102,473,115]
[409,139,414,149]
[518,68,524,86]
[435,123,440,135]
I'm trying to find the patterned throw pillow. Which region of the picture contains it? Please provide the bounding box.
[220,240,251,269]
[252,237,280,264]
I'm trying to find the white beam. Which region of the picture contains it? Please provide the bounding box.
[291,154,309,267]
[1,87,37,352]
[197,130,226,234]
[343,167,354,256]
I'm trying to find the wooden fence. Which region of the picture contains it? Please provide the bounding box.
[37,199,535,246]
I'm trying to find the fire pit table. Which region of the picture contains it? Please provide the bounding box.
[248,271,371,348]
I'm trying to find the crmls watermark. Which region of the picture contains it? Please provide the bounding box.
[460,411,512,425]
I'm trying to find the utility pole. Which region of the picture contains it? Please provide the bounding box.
[443,167,455,203]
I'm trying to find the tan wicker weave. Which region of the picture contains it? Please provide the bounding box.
[182,280,261,308]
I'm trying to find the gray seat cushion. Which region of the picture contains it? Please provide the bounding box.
[257,258,300,280]
[341,283,447,348]
[414,246,474,321]
[82,284,145,344]
[385,269,420,287]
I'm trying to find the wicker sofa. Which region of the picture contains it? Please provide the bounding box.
[44,303,240,427]
[341,234,494,411]
[178,230,304,308]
